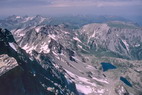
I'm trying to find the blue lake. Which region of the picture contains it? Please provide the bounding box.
[100,62,117,71]
[120,77,132,87]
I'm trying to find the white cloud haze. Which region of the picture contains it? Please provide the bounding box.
[0,0,141,16]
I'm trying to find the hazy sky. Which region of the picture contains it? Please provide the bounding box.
[0,0,142,17]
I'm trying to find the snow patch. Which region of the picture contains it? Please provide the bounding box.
[53,51,58,56]
[26,17,34,21]
[86,65,95,70]
[39,17,46,23]
[9,43,17,51]
[48,34,56,40]
[22,17,34,22]
[78,45,82,49]
[65,75,73,85]
[35,26,42,33]
[22,39,51,54]
[73,37,81,43]
[53,64,60,69]
[91,30,96,38]
[27,46,37,54]
[16,16,21,19]
[62,30,70,34]
[92,77,109,84]
[97,89,105,94]
[78,76,96,87]
[40,42,50,53]
[65,69,96,87]
[65,69,76,78]
[122,39,129,51]
[76,84,93,94]
[14,28,25,37]
[22,44,37,54]
[22,44,29,50]
[135,44,140,47]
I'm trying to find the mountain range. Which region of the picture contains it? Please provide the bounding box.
[0,15,142,95]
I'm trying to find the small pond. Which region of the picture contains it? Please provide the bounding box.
[120,77,132,87]
[100,62,117,71]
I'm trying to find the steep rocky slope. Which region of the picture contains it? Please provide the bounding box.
[77,22,142,60]
[0,28,78,95]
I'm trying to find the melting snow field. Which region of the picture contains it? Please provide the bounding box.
[22,39,51,54]
[65,69,97,94]
[64,61,110,95]
[76,84,92,94]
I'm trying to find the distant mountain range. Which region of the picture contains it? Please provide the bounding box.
[0,15,139,30]
[0,15,51,30]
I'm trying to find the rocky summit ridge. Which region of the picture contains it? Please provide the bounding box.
[0,28,78,95]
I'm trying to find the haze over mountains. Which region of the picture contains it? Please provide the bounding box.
[0,15,141,30]
[0,15,142,95]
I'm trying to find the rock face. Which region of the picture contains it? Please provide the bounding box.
[0,54,17,76]
[78,22,142,60]
[0,28,78,95]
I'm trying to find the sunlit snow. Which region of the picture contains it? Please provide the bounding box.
[9,43,17,51]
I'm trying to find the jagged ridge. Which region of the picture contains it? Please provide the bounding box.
[0,28,78,95]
